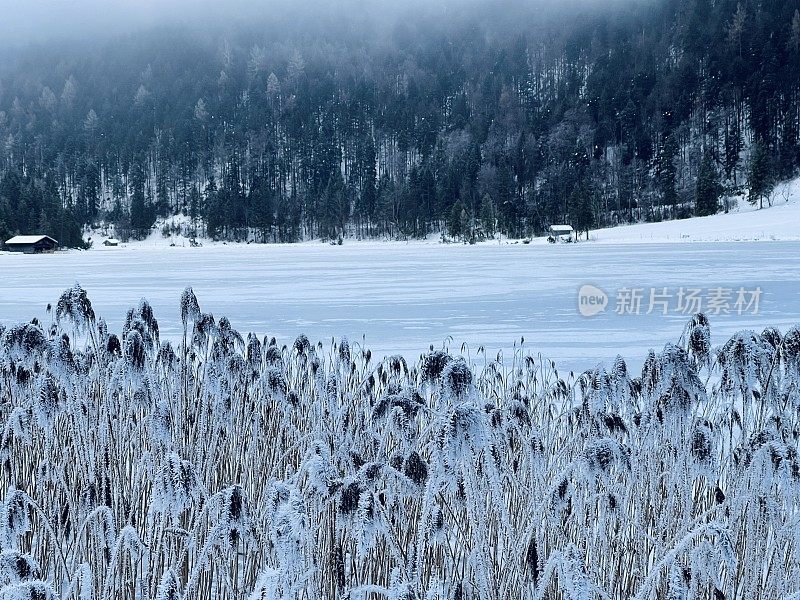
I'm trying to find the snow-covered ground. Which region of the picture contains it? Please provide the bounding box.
[2,240,798,374]
[586,178,800,244]
[3,178,799,373]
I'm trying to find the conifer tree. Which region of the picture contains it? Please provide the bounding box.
[695,151,721,217]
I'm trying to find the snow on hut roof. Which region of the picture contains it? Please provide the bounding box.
[5,235,59,245]
[549,225,574,232]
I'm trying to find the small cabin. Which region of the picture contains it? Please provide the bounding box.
[103,238,120,247]
[548,225,574,242]
[4,235,59,254]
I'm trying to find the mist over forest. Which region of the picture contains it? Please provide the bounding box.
[0,0,797,246]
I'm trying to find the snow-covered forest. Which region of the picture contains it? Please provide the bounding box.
[1,285,799,598]
[0,0,798,247]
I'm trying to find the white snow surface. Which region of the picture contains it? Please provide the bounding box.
[584,177,800,244]
[2,239,798,374]
[2,177,799,373]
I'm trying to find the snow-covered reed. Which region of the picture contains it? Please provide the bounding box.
[1,284,799,599]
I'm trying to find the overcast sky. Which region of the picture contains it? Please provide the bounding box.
[0,0,643,48]
[0,0,450,41]
[0,0,266,44]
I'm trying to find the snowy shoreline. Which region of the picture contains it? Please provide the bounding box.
[64,177,800,252]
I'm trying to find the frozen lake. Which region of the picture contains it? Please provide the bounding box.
[1,241,798,373]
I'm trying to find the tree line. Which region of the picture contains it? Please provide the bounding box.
[0,0,798,246]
